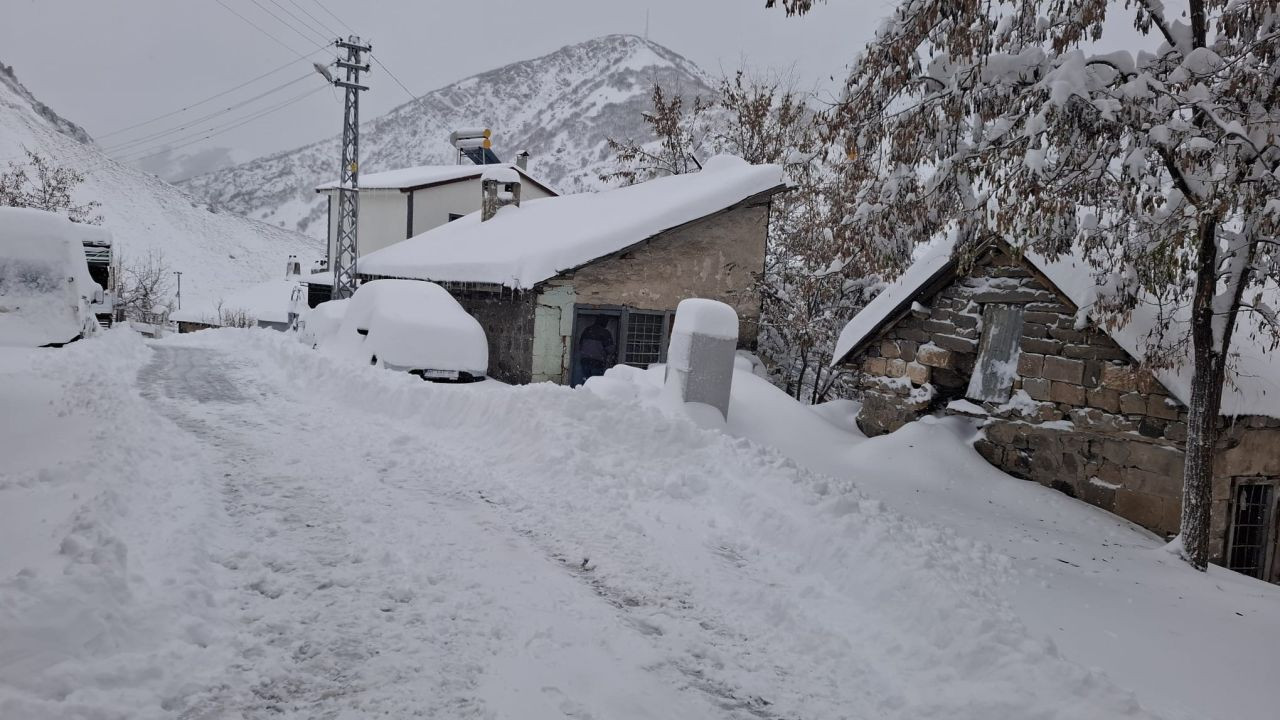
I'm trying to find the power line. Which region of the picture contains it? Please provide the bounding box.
[118,84,331,163]
[268,0,336,42]
[105,73,315,153]
[214,0,312,60]
[248,0,329,48]
[370,54,418,102]
[286,0,341,38]
[97,46,328,140]
[309,0,352,35]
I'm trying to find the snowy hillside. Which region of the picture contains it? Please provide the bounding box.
[0,63,318,310]
[178,35,715,238]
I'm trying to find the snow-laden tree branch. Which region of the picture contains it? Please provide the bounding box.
[773,0,1280,571]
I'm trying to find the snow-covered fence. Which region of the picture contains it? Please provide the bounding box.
[664,298,738,419]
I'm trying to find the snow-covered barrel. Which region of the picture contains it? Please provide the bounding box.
[664,298,738,419]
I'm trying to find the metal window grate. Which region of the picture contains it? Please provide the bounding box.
[624,312,665,367]
[1227,483,1275,579]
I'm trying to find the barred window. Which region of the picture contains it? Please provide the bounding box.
[624,312,665,367]
[1227,482,1276,580]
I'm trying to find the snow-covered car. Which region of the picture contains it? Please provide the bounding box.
[319,279,488,382]
[0,207,107,347]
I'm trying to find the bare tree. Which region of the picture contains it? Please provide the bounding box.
[117,250,173,323]
[0,149,102,224]
[771,0,1280,569]
[605,72,883,402]
[216,302,257,329]
[601,85,713,185]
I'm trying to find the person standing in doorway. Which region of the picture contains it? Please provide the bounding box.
[578,315,615,382]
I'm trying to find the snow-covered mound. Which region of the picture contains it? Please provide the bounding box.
[178,35,716,237]
[0,208,103,346]
[319,280,488,377]
[591,359,1280,720]
[0,62,318,311]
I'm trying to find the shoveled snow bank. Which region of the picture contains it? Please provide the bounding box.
[297,297,348,348]
[591,362,1279,720]
[0,208,103,346]
[323,279,487,375]
[0,330,231,718]
[359,155,784,288]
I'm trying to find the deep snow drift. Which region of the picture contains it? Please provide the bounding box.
[1,330,1276,719]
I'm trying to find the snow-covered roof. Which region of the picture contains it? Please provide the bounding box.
[315,163,554,194]
[832,237,1280,418]
[171,275,301,326]
[357,155,786,289]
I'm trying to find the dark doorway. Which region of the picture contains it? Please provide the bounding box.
[571,311,620,386]
[569,306,675,386]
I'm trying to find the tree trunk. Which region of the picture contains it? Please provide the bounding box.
[1179,219,1226,571]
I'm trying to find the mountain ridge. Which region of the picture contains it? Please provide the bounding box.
[0,61,318,309]
[179,34,716,239]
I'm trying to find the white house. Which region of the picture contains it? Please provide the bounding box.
[314,163,557,270]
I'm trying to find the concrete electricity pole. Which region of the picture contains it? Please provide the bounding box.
[329,36,370,299]
[173,271,182,310]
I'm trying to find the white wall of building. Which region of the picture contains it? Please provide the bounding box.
[324,176,556,266]
[409,177,555,236]
[323,189,406,267]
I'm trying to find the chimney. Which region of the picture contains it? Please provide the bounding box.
[481,166,522,222]
[515,150,530,171]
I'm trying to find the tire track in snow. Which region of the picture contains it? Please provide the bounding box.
[136,345,729,719]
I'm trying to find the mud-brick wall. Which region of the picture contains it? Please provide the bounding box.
[451,290,536,384]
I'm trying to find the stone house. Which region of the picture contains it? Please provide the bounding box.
[831,239,1280,583]
[310,156,785,386]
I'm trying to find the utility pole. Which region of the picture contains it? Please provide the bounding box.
[173,271,182,310]
[329,35,370,299]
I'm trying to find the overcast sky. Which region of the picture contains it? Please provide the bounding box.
[2,0,887,170]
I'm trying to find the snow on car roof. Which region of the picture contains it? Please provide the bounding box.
[831,235,1280,418]
[357,155,786,289]
[314,163,552,192]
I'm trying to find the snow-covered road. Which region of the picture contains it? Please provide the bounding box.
[7,329,1259,719]
[136,344,735,718]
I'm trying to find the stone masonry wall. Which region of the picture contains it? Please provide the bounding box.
[851,247,1196,536]
[452,290,536,384]
[566,200,768,348]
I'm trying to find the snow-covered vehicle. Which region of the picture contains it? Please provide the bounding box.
[316,279,488,382]
[0,207,107,347]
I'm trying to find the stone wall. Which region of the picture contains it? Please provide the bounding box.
[1210,421,1280,568]
[850,247,1199,536]
[565,199,768,348]
[451,289,536,384]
